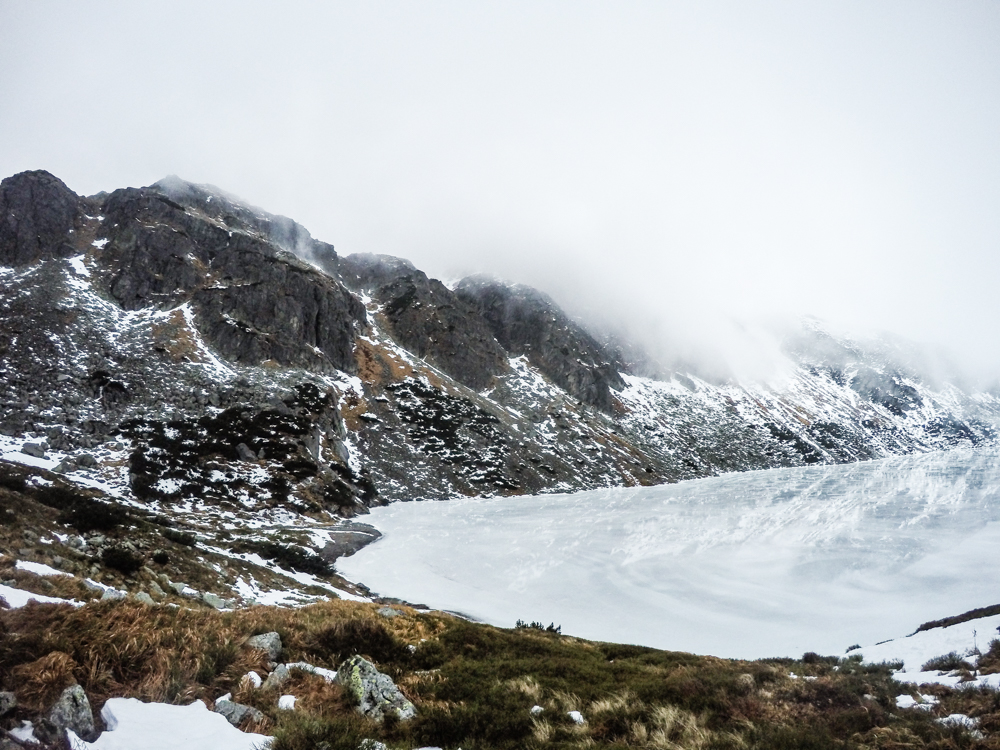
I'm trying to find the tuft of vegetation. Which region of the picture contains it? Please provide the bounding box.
[161,528,197,547]
[101,546,145,576]
[922,651,976,673]
[308,617,409,668]
[915,603,1000,633]
[232,539,332,576]
[515,619,562,634]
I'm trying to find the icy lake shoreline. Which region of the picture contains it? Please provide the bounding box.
[340,447,1000,660]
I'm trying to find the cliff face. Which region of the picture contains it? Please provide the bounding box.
[0,169,996,523]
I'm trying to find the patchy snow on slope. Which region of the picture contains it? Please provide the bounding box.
[16,560,69,577]
[340,447,1000,659]
[859,613,1000,689]
[0,582,79,608]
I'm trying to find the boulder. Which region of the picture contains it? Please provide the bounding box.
[47,684,97,741]
[246,631,282,662]
[336,655,416,722]
[261,664,290,691]
[21,442,47,459]
[213,698,264,727]
[0,691,16,716]
[202,592,227,609]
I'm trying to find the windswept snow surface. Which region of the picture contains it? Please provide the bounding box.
[339,448,1000,658]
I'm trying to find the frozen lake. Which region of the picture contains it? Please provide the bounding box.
[338,448,1000,659]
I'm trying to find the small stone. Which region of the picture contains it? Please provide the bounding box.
[213,699,264,727]
[132,592,155,605]
[247,632,282,662]
[51,556,63,566]
[530,705,544,716]
[48,685,97,741]
[568,710,585,725]
[101,589,125,601]
[261,664,290,691]
[147,581,165,599]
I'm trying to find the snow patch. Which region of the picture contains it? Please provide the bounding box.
[68,697,271,750]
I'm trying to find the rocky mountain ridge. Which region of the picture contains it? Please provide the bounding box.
[1,169,997,526]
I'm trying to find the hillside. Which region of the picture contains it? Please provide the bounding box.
[0,168,996,521]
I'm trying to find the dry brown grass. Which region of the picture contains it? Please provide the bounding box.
[13,650,79,710]
[0,598,449,713]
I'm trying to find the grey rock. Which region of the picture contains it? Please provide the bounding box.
[202,592,226,609]
[76,453,97,468]
[21,442,47,458]
[235,442,257,462]
[0,690,15,716]
[48,684,97,742]
[101,588,125,601]
[353,263,510,391]
[454,276,625,412]
[377,607,403,619]
[169,581,188,595]
[246,631,282,662]
[261,664,290,691]
[0,170,84,266]
[147,581,165,599]
[320,523,382,564]
[132,591,155,605]
[213,698,264,727]
[337,655,416,722]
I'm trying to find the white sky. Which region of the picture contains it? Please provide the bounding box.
[2,2,998,377]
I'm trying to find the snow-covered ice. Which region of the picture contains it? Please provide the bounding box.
[68,697,271,750]
[340,447,1000,658]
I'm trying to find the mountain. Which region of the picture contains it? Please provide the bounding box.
[1,168,997,525]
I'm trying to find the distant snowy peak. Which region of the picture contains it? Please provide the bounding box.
[0,168,996,517]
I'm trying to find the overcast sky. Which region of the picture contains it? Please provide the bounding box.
[2,2,999,378]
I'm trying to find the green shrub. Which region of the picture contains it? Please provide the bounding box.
[101,546,144,575]
[309,617,407,667]
[921,651,974,672]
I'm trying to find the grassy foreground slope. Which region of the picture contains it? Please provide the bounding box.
[3,597,1000,750]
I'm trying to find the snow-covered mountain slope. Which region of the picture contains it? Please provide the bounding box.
[339,446,1000,659]
[1,168,997,520]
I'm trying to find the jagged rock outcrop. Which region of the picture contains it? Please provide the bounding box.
[0,171,89,266]
[97,183,366,374]
[454,276,625,412]
[345,260,509,390]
